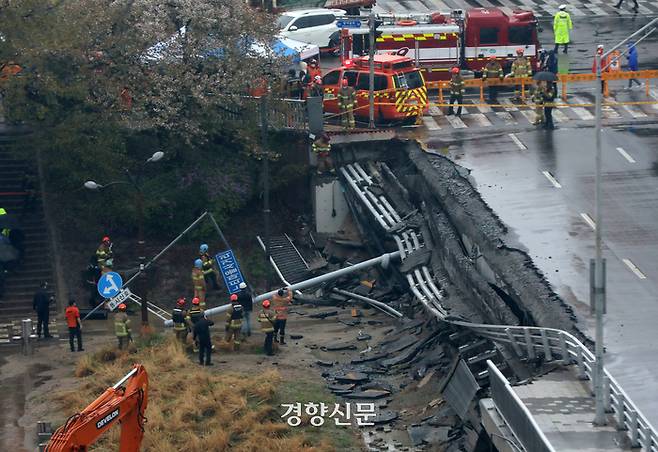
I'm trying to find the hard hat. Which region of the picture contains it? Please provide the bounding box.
[451,67,460,74]
[239,282,247,289]
[102,236,110,243]
[314,75,322,83]
[262,300,271,308]
[194,258,203,269]
[559,4,566,10]
[488,55,497,60]
[177,297,186,307]
[200,244,208,253]
[118,303,126,311]
[597,44,604,49]
[192,297,200,305]
[516,48,524,55]
[341,78,348,86]
[310,59,318,65]
[230,294,238,302]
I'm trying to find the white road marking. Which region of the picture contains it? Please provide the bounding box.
[502,102,519,112]
[542,171,562,188]
[470,113,492,127]
[495,111,515,125]
[509,133,527,150]
[580,213,596,230]
[622,105,647,119]
[445,114,467,129]
[570,95,596,120]
[519,109,537,124]
[602,105,621,119]
[428,106,443,116]
[623,258,647,280]
[650,89,658,111]
[616,147,636,163]
[471,99,492,113]
[422,116,441,131]
[552,108,568,122]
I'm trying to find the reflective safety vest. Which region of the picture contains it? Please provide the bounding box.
[511,57,532,78]
[96,244,112,265]
[192,268,205,290]
[449,76,465,96]
[531,86,545,104]
[258,309,275,333]
[114,313,130,337]
[0,207,9,237]
[337,86,356,109]
[188,307,203,325]
[200,252,214,275]
[227,303,243,328]
[272,293,292,320]
[312,140,331,155]
[172,308,186,330]
[482,62,504,80]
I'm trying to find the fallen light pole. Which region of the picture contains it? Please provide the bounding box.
[164,250,401,327]
[332,288,403,318]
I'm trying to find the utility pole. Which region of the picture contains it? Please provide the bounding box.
[260,96,272,291]
[368,10,376,129]
[592,18,657,426]
[135,188,149,332]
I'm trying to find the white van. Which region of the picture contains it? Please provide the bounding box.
[278,9,346,49]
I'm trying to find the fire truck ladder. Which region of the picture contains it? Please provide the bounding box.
[257,234,311,285]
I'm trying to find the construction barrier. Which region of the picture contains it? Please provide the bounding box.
[426,70,658,102]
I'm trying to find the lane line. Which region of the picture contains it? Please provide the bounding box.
[622,104,648,119]
[542,170,562,188]
[445,114,467,129]
[552,108,569,123]
[495,111,515,125]
[622,258,647,280]
[509,133,527,150]
[616,147,636,163]
[471,99,492,113]
[422,116,441,131]
[580,213,596,230]
[470,113,493,127]
[428,106,443,116]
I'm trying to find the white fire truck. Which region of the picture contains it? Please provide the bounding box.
[333,7,540,81]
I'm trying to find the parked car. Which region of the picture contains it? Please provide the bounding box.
[278,8,346,49]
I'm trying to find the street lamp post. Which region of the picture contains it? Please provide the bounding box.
[85,151,164,331]
[592,19,656,426]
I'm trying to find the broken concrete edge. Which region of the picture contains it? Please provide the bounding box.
[406,140,585,342]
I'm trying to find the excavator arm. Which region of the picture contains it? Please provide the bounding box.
[46,364,149,452]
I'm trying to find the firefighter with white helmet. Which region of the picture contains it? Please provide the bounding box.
[553,5,572,54]
[191,258,207,309]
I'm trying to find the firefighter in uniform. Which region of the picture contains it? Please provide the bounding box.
[96,236,113,272]
[337,78,356,130]
[312,133,332,174]
[447,67,465,116]
[191,258,207,309]
[172,297,189,343]
[482,56,504,104]
[225,294,243,351]
[199,244,219,290]
[186,297,204,352]
[258,299,276,356]
[272,287,293,345]
[114,303,131,350]
[531,81,546,125]
[510,48,533,102]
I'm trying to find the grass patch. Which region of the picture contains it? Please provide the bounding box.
[52,335,362,451]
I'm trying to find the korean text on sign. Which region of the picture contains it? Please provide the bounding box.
[281,402,375,427]
[214,249,245,294]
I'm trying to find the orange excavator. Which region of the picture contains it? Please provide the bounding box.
[46,364,149,451]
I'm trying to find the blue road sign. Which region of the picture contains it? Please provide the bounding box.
[215,249,245,295]
[97,271,123,299]
[336,19,362,29]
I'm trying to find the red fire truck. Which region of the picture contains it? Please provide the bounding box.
[336,8,540,81]
[321,53,428,123]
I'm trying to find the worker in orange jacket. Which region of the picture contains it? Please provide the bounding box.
[272,287,293,345]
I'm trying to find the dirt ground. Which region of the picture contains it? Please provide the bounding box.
[0,297,436,451]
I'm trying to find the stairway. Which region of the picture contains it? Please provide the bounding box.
[0,140,57,322]
[257,234,310,285]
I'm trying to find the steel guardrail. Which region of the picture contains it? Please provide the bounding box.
[340,161,658,452]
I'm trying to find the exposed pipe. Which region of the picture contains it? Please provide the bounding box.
[164,251,401,326]
[332,288,403,318]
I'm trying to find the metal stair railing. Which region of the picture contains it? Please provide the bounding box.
[340,161,658,452]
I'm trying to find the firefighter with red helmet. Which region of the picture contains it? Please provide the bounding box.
[172,297,189,343]
[337,78,356,130]
[510,48,533,101]
[447,67,465,117]
[482,56,504,104]
[186,297,204,352]
[258,299,276,356]
[225,294,243,351]
[96,236,113,272]
[114,303,132,350]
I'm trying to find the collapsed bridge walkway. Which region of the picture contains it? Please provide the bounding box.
[338,159,658,452]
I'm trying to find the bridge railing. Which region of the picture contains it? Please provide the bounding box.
[459,322,658,452]
[216,96,308,131]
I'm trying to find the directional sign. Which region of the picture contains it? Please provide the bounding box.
[215,249,245,295]
[336,19,362,29]
[107,288,132,311]
[97,271,123,299]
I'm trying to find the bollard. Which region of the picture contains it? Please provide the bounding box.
[21,319,34,355]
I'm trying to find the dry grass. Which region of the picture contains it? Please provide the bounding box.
[52,336,360,452]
